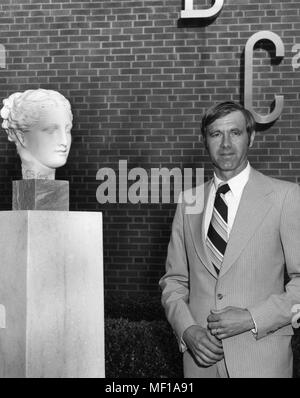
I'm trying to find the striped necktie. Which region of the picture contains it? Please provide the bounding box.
[206,183,230,274]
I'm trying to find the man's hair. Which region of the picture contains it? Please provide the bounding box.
[201,101,256,140]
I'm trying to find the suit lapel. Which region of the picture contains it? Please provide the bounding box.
[219,169,274,277]
[187,179,218,278]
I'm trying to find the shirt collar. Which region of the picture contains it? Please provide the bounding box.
[213,162,251,198]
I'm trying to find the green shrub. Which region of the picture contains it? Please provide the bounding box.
[104,294,165,321]
[292,331,300,378]
[105,318,183,378]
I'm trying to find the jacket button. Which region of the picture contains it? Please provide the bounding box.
[217,294,223,300]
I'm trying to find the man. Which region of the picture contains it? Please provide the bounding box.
[159,101,300,378]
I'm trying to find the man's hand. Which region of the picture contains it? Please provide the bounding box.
[182,325,224,368]
[207,306,255,340]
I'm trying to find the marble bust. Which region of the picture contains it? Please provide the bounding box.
[0,89,73,180]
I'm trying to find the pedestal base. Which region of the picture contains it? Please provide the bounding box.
[0,211,104,378]
[13,180,69,211]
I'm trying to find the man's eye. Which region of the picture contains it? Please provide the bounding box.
[231,130,241,135]
[210,131,220,137]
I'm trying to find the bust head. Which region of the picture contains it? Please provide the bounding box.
[0,89,73,179]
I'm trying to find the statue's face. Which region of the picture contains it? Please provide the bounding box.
[22,101,72,169]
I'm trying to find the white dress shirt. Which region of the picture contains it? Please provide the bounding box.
[204,162,251,238]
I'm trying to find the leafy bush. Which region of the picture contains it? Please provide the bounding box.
[104,294,165,321]
[292,330,300,378]
[105,318,183,378]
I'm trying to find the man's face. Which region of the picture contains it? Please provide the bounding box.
[204,110,255,180]
[22,102,72,169]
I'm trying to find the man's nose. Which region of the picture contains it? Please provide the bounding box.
[221,133,232,148]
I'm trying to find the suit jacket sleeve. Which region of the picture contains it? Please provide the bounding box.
[159,198,197,352]
[248,183,300,340]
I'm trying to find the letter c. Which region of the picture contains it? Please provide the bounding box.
[244,31,285,125]
[181,0,224,19]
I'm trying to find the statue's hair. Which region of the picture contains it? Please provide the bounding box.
[0,89,73,142]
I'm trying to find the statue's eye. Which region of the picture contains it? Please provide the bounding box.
[43,125,57,134]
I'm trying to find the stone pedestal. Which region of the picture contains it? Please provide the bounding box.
[12,180,69,211]
[0,211,104,378]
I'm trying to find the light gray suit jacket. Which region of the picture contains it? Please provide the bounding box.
[159,168,300,378]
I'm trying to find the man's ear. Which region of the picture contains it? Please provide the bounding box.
[249,131,255,148]
[201,134,208,150]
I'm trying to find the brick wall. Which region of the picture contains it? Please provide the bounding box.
[0,0,299,297]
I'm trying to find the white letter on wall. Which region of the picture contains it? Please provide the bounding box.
[292,44,300,70]
[244,31,285,125]
[181,0,224,19]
